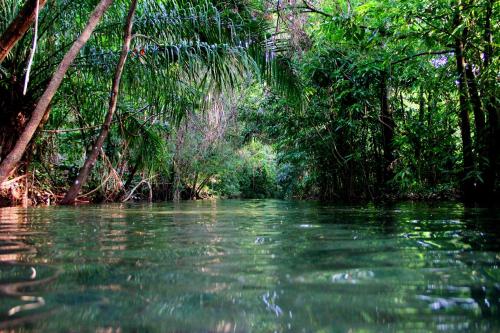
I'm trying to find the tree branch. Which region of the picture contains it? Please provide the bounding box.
[391,49,454,65]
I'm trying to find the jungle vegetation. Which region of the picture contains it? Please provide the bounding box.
[0,0,498,206]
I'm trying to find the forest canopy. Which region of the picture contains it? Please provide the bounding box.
[0,0,498,206]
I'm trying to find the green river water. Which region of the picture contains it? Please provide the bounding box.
[0,200,499,332]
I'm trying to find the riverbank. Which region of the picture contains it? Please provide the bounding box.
[0,173,468,208]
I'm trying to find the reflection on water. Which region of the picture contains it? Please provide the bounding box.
[0,208,59,329]
[0,200,499,332]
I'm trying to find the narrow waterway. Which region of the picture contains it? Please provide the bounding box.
[0,200,499,332]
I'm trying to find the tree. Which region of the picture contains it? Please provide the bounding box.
[453,5,475,203]
[0,0,47,63]
[0,0,114,185]
[56,0,301,203]
[61,0,138,205]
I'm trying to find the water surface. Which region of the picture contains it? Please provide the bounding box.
[0,200,499,332]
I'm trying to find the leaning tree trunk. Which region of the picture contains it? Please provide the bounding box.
[0,0,114,185]
[60,0,138,205]
[0,0,47,63]
[0,0,47,161]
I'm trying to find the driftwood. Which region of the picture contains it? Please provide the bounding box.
[122,175,156,202]
[0,175,27,188]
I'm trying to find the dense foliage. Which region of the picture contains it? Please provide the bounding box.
[241,0,499,203]
[0,0,498,206]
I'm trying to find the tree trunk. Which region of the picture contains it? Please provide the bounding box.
[415,86,425,181]
[465,64,486,148]
[190,172,199,199]
[173,165,181,202]
[195,174,213,198]
[483,0,499,203]
[379,70,395,186]
[0,0,48,63]
[0,0,114,185]
[123,161,139,190]
[454,28,475,204]
[61,0,137,205]
[465,63,488,200]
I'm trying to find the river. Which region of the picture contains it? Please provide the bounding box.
[0,200,499,332]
